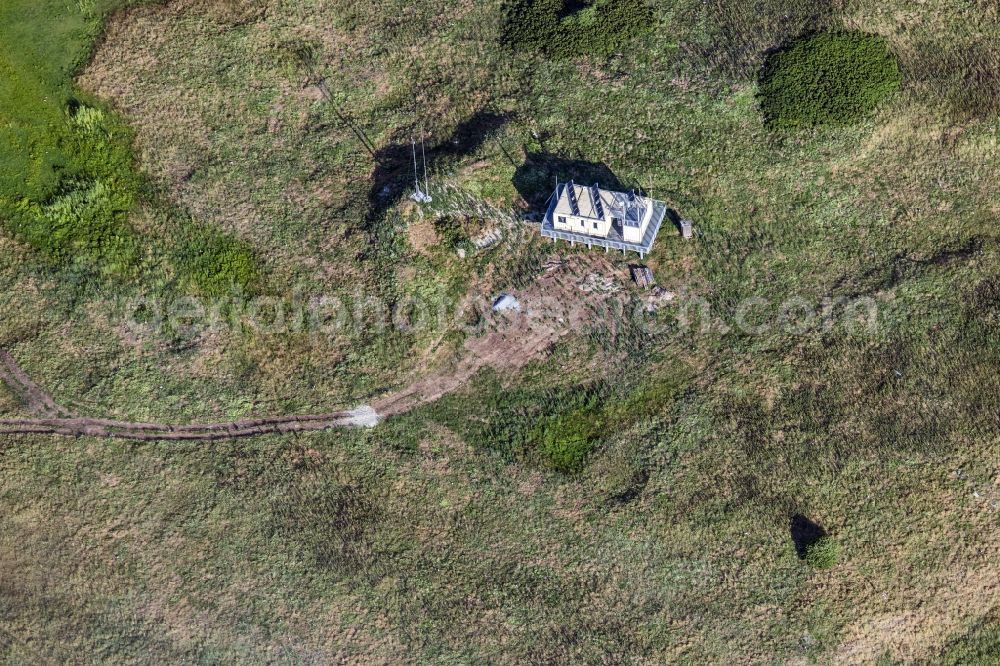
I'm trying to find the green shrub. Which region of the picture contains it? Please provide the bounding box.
[12,180,139,274]
[541,434,594,473]
[502,0,653,59]
[758,32,901,127]
[537,409,601,473]
[804,535,839,569]
[175,224,260,296]
[433,216,472,251]
[3,105,142,276]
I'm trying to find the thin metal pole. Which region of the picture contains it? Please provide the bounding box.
[412,139,420,192]
[422,136,430,195]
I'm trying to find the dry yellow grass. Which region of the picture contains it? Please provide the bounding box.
[0,0,997,662]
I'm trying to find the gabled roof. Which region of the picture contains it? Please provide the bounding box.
[553,182,649,227]
[554,182,610,220]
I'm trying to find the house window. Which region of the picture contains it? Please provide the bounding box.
[593,222,599,230]
[580,220,585,227]
[558,215,566,224]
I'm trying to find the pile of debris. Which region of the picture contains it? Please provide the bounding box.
[492,293,521,313]
[543,258,566,274]
[577,273,620,294]
[473,228,503,250]
[644,287,677,312]
[630,265,655,289]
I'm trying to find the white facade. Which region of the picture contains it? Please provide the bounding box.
[551,182,653,244]
[622,203,653,244]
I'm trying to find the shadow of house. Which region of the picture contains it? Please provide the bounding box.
[664,206,684,235]
[789,514,827,559]
[512,152,627,209]
[366,111,510,225]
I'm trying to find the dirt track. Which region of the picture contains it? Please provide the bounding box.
[0,256,625,442]
[0,409,379,442]
[0,320,565,442]
[0,351,75,419]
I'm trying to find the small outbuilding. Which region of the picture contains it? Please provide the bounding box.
[680,218,694,239]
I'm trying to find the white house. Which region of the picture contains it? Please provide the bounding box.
[542,181,667,258]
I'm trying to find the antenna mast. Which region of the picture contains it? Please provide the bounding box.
[410,133,432,204]
[412,139,420,192]
[422,135,430,196]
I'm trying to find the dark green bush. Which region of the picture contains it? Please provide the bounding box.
[502,0,653,59]
[536,407,602,473]
[759,32,901,127]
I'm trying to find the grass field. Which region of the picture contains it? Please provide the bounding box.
[1,0,999,662]
[0,0,258,289]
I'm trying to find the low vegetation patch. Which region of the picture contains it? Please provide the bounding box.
[419,373,607,473]
[2,0,999,661]
[424,366,688,474]
[173,222,260,296]
[937,613,1000,665]
[0,0,261,290]
[804,535,839,570]
[672,0,836,80]
[502,0,653,59]
[758,32,901,127]
[534,401,604,473]
[0,1,142,275]
[432,216,473,254]
[5,106,142,276]
[916,40,1000,120]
